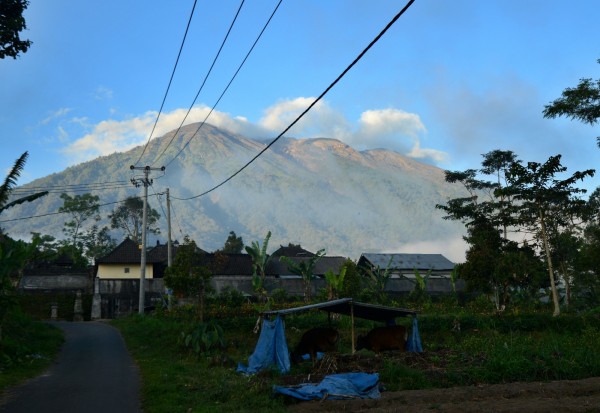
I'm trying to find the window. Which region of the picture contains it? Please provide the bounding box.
[124,267,130,273]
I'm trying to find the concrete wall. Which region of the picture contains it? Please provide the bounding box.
[19,275,92,292]
[97,263,154,279]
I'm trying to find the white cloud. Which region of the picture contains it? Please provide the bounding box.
[42,108,72,125]
[94,86,114,101]
[59,99,447,166]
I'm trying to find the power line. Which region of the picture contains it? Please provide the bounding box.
[168,199,186,240]
[133,0,199,166]
[11,184,133,195]
[0,193,165,223]
[11,180,130,191]
[172,0,416,201]
[151,0,247,166]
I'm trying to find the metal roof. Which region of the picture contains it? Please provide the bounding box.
[262,298,416,322]
[359,253,455,271]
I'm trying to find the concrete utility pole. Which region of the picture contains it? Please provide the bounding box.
[166,188,172,268]
[130,165,165,315]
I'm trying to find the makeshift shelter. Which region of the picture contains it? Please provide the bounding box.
[238,298,422,375]
[262,298,422,354]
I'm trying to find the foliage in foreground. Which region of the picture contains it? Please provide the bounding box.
[113,308,600,413]
[0,309,63,392]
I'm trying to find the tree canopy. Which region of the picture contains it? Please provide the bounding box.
[109,196,160,243]
[543,58,600,145]
[0,0,32,59]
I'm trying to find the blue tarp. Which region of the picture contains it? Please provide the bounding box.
[237,315,290,374]
[406,316,423,352]
[273,373,381,401]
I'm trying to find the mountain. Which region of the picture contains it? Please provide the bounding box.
[1,123,468,261]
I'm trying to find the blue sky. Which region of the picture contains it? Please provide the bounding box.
[1,0,599,192]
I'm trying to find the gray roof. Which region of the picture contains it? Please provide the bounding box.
[358,253,454,271]
[262,298,417,321]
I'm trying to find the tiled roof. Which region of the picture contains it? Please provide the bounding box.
[96,238,163,264]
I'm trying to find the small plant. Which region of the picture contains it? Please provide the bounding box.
[179,320,225,355]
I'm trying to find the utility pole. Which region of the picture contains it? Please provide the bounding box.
[130,165,165,315]
[166,188,172,268]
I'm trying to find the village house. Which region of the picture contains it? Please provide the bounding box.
[357,253,463,295]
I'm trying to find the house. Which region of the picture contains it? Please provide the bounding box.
[357,253,463,294]
[95,238,180,279]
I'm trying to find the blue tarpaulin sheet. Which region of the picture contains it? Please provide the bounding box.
[237,315,290,374]
[406,316,423,352]
[273,373,381,401]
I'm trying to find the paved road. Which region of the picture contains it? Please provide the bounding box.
[0,322,141,413]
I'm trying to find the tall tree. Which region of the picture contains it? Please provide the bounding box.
[221,231,243,254]
[58,193,101,249]
[81,224,116,263]
[436,150,522,308]
[500,155,594,316]
[109,196,160,243]
[543,59,600,146]
[244,231,272,303]
[280,249,326,303]
[0,0,32,59]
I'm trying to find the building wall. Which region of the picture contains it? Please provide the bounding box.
[97,263,154,279]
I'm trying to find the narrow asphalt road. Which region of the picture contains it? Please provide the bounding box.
[0,321,142,413]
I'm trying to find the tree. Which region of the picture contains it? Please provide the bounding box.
[500,155,594,316]
[244,231,272,303]
[0,236,36,342]
[109,196,160,243]
[324,266,346,301]
[0,152,47,215]
[543,59,600,146]
[361,256,393,305]
[221,231,243,254]
[280,249,326,303]
[59,193,101,249]
[81,224,116,263]
[436,150,522,307]
[0,0,32,59]
[164,236,212,321]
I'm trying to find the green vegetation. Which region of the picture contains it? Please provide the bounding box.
[0,309,63,392]
[112,301,600,413]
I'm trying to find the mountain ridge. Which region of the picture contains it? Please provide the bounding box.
[2,123,467,261]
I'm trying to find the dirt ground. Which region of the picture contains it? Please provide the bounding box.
[282,353,600,413]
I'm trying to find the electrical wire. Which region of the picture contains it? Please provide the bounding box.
[0,193,165,223]
[171,0,416,201]
[168,200,186,240]
[151,0,247,166]
[162,0,282,169]
[11,183,133,195]
[133,0,199,167]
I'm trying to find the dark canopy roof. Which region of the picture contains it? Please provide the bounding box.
[262,298,416,322]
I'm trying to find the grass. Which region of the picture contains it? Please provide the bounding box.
[0,309,64,392]
[112,306,600,412]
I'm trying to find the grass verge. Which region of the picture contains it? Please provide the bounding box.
[0,310,64,392]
